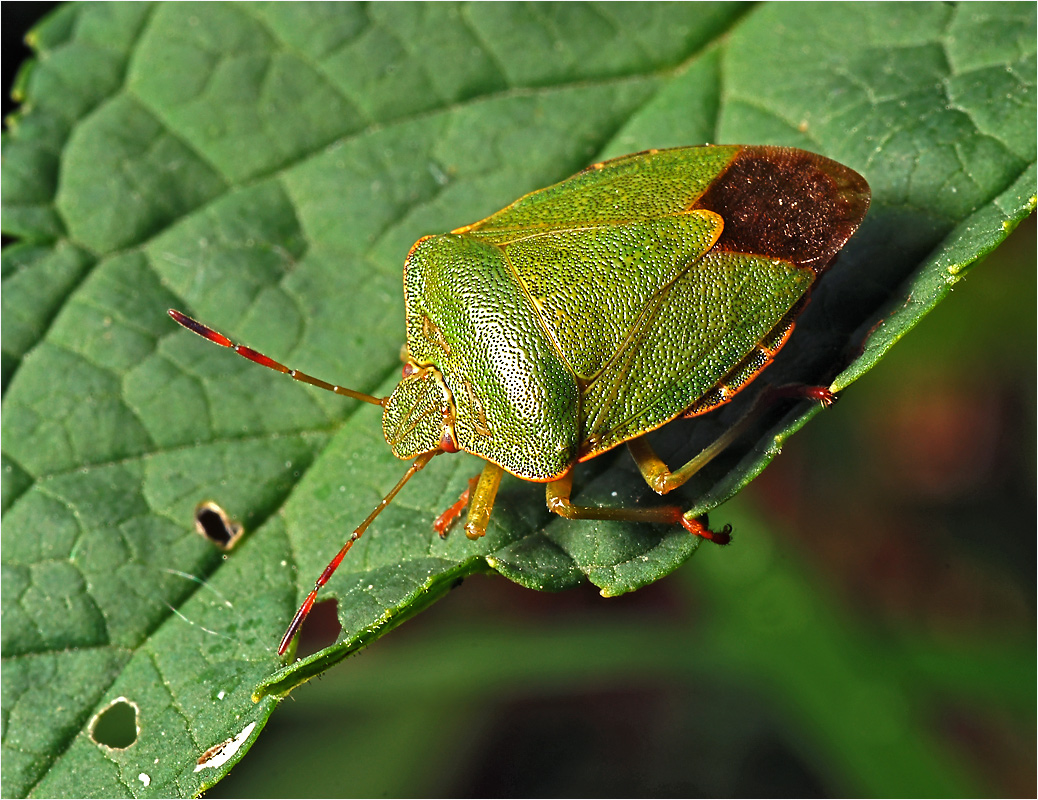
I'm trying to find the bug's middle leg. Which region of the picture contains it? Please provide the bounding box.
[545,471,730,543]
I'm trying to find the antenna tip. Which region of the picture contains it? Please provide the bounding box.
[168,309,234,348]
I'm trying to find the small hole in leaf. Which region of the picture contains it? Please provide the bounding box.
[90,697,139,749]
[194,501,244,550]
[294,600,341,658]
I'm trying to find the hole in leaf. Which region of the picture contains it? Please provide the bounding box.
[294,599,341,657]
[194,501,244,550]
[90,697,139,749]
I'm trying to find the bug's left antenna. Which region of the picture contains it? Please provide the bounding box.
[168,309,386,407]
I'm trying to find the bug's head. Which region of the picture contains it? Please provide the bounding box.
[382,363,458,459]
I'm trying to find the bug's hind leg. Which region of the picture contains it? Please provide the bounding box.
[545,471,731,543]
[623,384,834,543]
[628,384,835,496]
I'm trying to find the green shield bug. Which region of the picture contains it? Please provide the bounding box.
[169,144,870,656]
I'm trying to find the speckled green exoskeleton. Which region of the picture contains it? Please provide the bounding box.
[170,144,870,655]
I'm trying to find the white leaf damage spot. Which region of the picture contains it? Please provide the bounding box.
[138,773,151,787]
[194,722,256,772]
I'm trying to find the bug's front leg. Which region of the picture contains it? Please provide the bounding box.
[434,462,506,540]
[433,474,480,537]
[544,471,730,543]
[463,462,504,540]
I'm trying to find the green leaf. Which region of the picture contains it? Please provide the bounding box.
[2,3,1033,796]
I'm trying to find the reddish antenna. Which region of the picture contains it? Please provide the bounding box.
[168,309,436,656]
[277,450,437,655]
[168,310,385,407]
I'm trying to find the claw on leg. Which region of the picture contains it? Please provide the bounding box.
[680,514,732,545]
[433,475,480,537]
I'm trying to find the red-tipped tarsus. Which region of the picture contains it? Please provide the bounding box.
[432,475,480,537]
[681,515,733,545]
[768,384,837,407]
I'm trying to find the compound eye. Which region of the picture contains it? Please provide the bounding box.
[439,429,459,453]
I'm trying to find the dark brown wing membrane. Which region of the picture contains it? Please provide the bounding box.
[694,146,871,275]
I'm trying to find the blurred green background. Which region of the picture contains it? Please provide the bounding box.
[210,216,1035,796]
[3,5,1033,797]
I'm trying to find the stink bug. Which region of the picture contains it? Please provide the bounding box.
[169,144,870,656]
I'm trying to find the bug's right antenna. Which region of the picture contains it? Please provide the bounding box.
[278,450,438,655]
[168,309,386,407]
